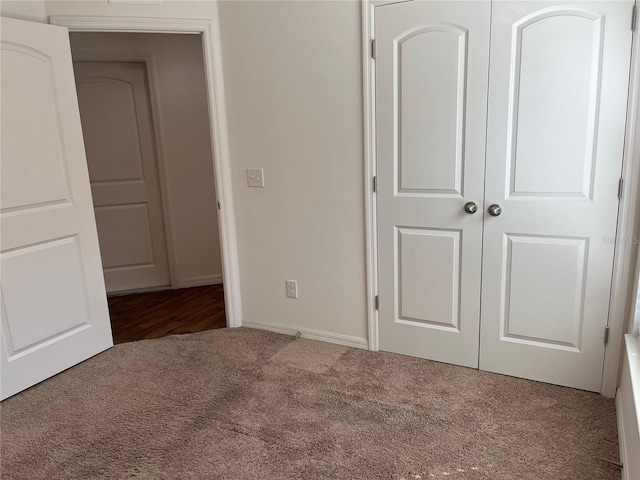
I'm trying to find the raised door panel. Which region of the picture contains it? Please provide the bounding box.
[501,235,587,350]
[1,45,71,212]
[1,237,92,356]
[397,27,467,195]
[94,204,155,269]
[76,79,144,183]
[397,228,461,330]
[508,10,602,198]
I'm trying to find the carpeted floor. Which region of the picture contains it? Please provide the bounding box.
[0,328,620,479]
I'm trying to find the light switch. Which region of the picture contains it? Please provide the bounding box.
[247,168,264,187]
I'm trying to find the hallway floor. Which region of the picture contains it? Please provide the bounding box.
[107,284,226,344]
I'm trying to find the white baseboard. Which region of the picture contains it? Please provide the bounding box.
[176,274,223,289]
[107,285,171,296]
[241,317,369,350]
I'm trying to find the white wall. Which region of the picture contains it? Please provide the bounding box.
[216,0,367,342]
[69,32,223,288]
[0,0,47,22]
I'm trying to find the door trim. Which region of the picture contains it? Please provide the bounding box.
[362,0,640,396]
[362,0,410,352]
[602,8,640,397]
[50,15,242,328]
[72,52,178,290]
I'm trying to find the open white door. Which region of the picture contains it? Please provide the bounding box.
[1,17,113,400]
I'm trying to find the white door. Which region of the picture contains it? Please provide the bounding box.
[376,1,491,367]
[375,0,633,391]
[1,17,113,400]
[479,0,633,391]
[74,61,171,294]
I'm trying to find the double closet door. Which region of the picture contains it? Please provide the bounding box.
[375,0,633,392]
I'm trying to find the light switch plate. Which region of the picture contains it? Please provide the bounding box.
[247,168,264,187]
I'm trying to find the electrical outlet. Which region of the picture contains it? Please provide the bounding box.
[285,280,298,299]
[247,168,264,187]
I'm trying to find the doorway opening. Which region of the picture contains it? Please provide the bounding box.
[69,31,226,343]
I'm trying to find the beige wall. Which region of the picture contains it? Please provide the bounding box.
[0,0,47,22]
[216,0,367,341]
[10,0,369,343]
[69,32,223,288]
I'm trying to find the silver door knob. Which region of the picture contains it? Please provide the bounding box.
[488,204,502,216]
[464,202,478,214]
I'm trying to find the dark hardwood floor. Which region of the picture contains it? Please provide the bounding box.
[107,284,226,344]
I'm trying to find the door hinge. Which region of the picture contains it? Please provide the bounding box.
[375,295,379,310]
[371,39,376,60]
[604,326,610,345]
[217,201,221,210]
[618,178,624,199]
[373,175,377,193]
[633,5,637,31]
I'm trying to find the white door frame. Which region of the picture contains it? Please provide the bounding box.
[72,52,178,291]
[50,15,242,328]
[362,0,640,397]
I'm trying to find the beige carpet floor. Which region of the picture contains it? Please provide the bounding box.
[0,328,620,479]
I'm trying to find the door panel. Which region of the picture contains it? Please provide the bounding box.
[1,17,113,400]
[80,79,144,182]
[2,237,94,353]
[376,1,491,367]
[397,227,461,329]
[397,25,467,194]
[74,61,171,294]
[1,45,71,211]
[479,1,633,391]
[94,204,155,268]
[508,11,601,198]
[501,235,587,349]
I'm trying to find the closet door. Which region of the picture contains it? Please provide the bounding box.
[479,1,633,391]
[375,1,491,367]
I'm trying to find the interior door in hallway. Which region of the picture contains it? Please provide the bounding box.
[375,1,491,367]
[74,61,171,294]
[479,0,634,391]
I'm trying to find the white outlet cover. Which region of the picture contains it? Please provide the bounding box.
[285,280,298,299]
[247,168,264,187]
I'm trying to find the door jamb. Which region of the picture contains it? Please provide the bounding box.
[71,52,179,290]
[601,4,640,397]
[362,0,640,396]
[50,15,242,328]
[362,0,413,351]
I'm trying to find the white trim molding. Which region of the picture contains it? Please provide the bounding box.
[50,15,242,328]
[177,274,223,289]
[362,0,417,352]
[242,317,369,350]
[362,0,640,395]
[602,11,640,397]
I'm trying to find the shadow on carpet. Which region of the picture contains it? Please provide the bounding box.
[0,328,620,479]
